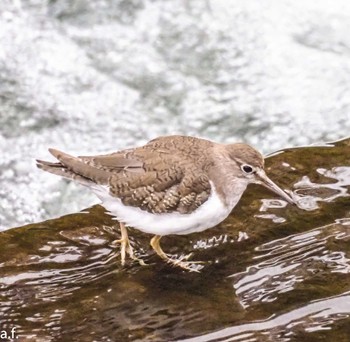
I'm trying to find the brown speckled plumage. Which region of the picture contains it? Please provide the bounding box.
[36,135,264,214]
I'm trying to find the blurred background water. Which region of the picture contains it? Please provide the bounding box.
[1,0,350,230]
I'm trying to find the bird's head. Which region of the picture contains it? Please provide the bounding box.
[226,143,295,205]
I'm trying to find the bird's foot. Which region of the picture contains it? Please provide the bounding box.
[166,256,205,272]
[150,235,205,272]
[166,253,205,272]
[177,252,205,262]
[111,238,147,266]
[111,222,147,267]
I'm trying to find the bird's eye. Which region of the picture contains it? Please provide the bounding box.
[241,164,254,174]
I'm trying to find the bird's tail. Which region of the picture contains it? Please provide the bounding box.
[36,149,110,187]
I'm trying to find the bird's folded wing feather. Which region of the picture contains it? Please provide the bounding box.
[37,146,212,214]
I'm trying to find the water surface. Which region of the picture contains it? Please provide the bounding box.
[1,138,349,341]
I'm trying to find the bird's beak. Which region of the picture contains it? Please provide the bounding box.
[255,169,295,205]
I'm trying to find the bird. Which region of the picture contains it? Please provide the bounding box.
[36,135,295,271]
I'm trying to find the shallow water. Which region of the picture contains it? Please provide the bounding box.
[1,0,350,229]
[1,138,349,341]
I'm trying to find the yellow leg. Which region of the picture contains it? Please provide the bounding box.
[150,235,169,260]
[150,235,203,272]
[112,223,146,266]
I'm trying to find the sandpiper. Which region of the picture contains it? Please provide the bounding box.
[36,135,294,271]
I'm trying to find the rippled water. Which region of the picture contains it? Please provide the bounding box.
[1,0,350,229]
[1,138,349,341]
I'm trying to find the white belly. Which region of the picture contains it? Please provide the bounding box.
[93,182,243,236]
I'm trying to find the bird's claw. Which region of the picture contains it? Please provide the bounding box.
[111,238,147,266]
[166,253,205,272]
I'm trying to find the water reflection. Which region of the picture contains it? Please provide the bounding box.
[231,222,350,309]
[179,292,350,342]
[293,166,350,210]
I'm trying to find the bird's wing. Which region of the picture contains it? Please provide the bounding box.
[107,158,211,214]
[88,147,212,214]
[78,150,144,173]
[37,139,212,214]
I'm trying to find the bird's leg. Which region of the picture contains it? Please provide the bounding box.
[150,235,170,260]
[150,235,203,272]
[112,223,146,266]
